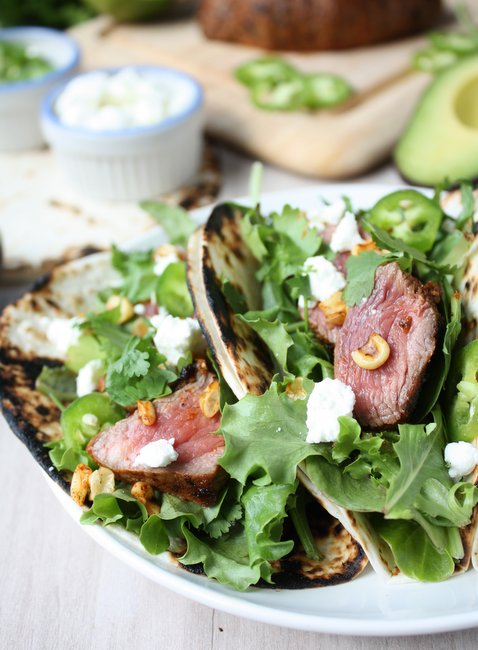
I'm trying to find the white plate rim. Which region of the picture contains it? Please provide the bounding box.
[40,183,478,636]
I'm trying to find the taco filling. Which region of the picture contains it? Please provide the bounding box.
[187,185,478,584]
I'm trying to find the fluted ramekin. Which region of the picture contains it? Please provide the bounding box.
[41,66,204,201]
[0,27,80,151]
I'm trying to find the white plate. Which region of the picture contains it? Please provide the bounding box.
[48,184,478,637]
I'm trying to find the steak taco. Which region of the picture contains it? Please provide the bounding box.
[187,185,478,583]
[0,208,368,591]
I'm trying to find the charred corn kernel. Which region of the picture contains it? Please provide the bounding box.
[285,377,307,401]
[106,295,134,324]
[318,291,347,327]
[70,463,92,506]
[131,481,160,515]
[132,318,150,338]
[351,333,390,370]
[199,380,220,418]
[351,240,379,256]
[88,467,115,501]
[137,400,157,426]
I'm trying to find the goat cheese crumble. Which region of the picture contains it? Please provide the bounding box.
[76,359,104,397]
[301,255,346,303]
[306,378,356,443]
[152,312,204,366]
[46,317,82,354]
[153,249,180,276]
[444,441,478,480]
[330,211,365,253]
[135,438,178,468]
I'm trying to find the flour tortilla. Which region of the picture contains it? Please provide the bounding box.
[0,246,368,588]
[187,197,478,581]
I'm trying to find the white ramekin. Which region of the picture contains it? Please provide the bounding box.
[41,66,204,201]
[0,27,80,151]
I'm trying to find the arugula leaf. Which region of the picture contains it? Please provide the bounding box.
[455,181,476,230]
[81,489,148,527]
[239,310,293,369]
[141,201,196,248]
[45,439,92,473]
[343,251,392,306]
[270,205,321,258]
[374,518,456,581]
[219,382,317,486]
[139,514,170,555]
[105,337,176,406]
[415,479,478,528]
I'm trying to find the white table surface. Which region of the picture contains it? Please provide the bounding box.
[2,146,478,649]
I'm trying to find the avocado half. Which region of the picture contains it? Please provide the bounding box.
[395,54,478,186]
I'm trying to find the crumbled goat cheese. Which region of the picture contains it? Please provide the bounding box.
[135,438,178,468]
[307,199,347,231]
[153,250,179,276]
[306,378,356,443]
[330,211,365,253]
[444,441,478,480]
[153,314,204,366]
[46,317,82,354]
[442,192,478,221]
[82,413,99,428]
[133,303,146,315]
[76,359,104,397]
[302,255,346,303]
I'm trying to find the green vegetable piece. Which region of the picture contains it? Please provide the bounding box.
[412,47,458,73]
[235,57,297,87]
[0,41,54,84]
[251,78,306,111]
[66,335,104,373]
[445,340,478,442]
[139,515,170,555]
[302,73,352,109]
[429,31,478,55]
[61,393,126,449]
[368,190,442,252]
[36,365,77,406]
[156,261,194,318]
[140,201,196,248]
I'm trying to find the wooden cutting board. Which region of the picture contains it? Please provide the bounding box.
[71,14,440,179]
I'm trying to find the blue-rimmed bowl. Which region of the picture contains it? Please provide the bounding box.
[41,66,204,201]
[0,27,80,151]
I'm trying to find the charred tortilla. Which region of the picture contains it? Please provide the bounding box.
[187,198,478,582]
[0,246,367,589]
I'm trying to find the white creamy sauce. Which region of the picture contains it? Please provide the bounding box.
[76,359,103,397]
[135,438,178,468]
[444,441,478,480]
[306,378,356,443]
[55,67,197,131]
[301,255,346,303]
[152,312,204,366]
[330,211,365,253]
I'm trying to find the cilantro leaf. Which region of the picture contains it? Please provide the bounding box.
[141,201,196,247]
[111,246,157,303]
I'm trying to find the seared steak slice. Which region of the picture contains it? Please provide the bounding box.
[304,303,341,345]
[334,263,440,428]
[87,361,225,506]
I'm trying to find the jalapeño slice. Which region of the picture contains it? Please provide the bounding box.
[368,189,442,252]
[303,73,352,109]
[61,393,126,449]
[445,340,478,443]
[251,78,306,111]
[235,57,297,87]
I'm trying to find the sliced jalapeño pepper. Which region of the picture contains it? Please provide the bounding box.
[235,57,297,87]
[368,190,442,252]
[303,73,352,109]
[61,393,126,449]
[445,340,478,443]
[412,47,458,73]
[251,78,306,111]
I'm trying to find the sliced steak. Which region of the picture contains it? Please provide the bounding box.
[87,361,225,506]
[303,302,341,345]
[334,263,440,429]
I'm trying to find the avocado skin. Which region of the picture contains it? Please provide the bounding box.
[395,54,478,187]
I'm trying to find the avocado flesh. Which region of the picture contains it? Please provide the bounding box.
[395,54,478,186]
